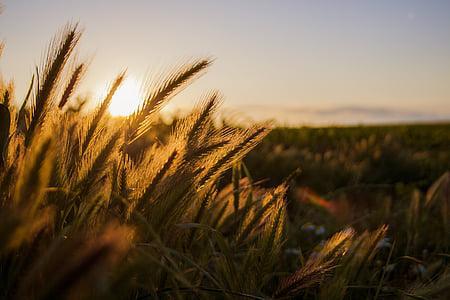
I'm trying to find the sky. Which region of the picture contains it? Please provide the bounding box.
[1,0,450,125]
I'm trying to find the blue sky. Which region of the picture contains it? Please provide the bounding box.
[1,0,450,124]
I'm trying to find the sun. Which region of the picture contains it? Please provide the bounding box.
[108,77,143,116]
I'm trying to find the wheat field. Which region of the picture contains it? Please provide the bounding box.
[0,22,449,300]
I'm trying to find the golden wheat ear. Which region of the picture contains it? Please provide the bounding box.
[318,225,389,300]
[124,59,212,149]
[185,91,222,141]
[197,125,271,188]
[59,62,86,109]
[25,23,81,147]
[273,228,355,299]
[236,184,287,245]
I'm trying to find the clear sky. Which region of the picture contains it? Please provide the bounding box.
[1,0,450,125]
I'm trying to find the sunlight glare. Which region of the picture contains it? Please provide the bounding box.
[108,77,143,116]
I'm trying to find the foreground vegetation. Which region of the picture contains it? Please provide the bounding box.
[1,24,449,299]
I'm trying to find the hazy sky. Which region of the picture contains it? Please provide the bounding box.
[1,0,450,124]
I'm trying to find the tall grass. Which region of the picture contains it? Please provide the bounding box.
[0,23,449,299]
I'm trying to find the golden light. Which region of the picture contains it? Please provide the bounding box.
[108,77,143,116]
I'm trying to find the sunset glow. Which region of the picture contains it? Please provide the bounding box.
[108,77,142,116]
[2,1,450,124]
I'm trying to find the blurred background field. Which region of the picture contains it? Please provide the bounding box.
[246,123,450,193]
